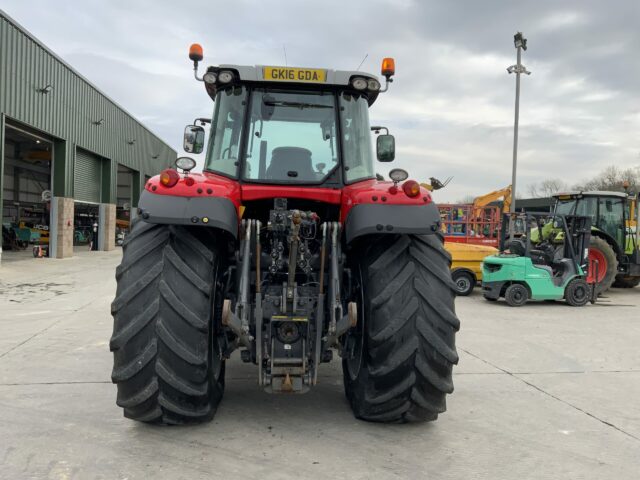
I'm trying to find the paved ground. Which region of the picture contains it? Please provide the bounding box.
[1,249,639,479]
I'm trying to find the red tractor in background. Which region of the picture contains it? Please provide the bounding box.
[110,45,459,425]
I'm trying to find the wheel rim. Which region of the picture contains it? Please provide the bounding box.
[573,283,588,302]
[513,290,524,302]
[455,276,471,293]
[587,248,607,284]
[346,268,365,381]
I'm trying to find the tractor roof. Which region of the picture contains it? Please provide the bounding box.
[553,191,628,199]
[219,64,379,85]
[206,64,382,105]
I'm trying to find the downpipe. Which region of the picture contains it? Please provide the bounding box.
[312,222,328,385]
[254,220,264,385]
[222,219,254,348]
[325,222,356,348]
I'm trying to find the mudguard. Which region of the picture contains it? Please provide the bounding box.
[137,190,238,239]
[344,203,441,244]
[591,229,623,258]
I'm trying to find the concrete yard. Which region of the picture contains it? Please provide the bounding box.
[0,250,639,480]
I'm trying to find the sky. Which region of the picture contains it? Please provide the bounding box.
[3,0,639,202]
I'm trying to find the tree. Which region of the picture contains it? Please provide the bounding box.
[574,165,640,192]
[526,178,568,198]
[526,165,640,199]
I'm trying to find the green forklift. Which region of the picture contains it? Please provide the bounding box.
[482,213,595,307]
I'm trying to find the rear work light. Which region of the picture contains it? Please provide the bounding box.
[402,180,421,197]
[351,77,368,90]
[203,71,217,84]
[159,169,180,188]
[218,70,235,83]
[367,78,381,91]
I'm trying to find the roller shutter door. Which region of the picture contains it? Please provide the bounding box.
[74,148,102,203]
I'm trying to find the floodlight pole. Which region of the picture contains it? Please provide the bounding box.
[507,32,530,237]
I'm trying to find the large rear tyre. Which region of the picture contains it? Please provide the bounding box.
[343,234,460,423]
[588,237,617,295]
[613,275,640,288]
[110,218,226,424]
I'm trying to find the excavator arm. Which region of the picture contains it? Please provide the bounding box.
[472,185,512,216]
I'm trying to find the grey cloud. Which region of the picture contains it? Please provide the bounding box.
[3,0,638,201]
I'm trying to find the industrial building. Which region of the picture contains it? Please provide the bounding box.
[0,10,176,264]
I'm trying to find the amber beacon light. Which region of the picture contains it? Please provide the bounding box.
[381,57,395,78]
[189,43,204,62]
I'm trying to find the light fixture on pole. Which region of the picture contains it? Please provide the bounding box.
[507,32,530,224]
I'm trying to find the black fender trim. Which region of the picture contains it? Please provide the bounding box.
[137,190,238,239]
[481,281,503,300]
[344,203,441,244]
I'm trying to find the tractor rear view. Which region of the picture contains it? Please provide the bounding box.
[109,45,459,424]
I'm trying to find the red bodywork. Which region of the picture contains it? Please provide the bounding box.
[437,204,501,247]
[145,171,432,224]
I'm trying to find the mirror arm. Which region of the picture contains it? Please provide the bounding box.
[193,61,204,82]
[370,126,389,135]
[194,118,212,126]
[379,76,393,93]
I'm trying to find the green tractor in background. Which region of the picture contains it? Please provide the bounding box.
[552,190,640,292]
[482,213,594,307]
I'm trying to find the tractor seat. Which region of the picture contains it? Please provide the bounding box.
[266,147,314,180]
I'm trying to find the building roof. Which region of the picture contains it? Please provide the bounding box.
[220,64,379,85]
[553,191,628,199]
[0,9,173,150]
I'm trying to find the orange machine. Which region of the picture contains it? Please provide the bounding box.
[438,185,512,248]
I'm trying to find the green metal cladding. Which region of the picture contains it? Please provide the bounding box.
[0,10,176,205]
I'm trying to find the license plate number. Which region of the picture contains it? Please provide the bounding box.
[263,66,326,83]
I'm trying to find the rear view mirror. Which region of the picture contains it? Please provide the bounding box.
[376,134,395,162]
[184,125,205,154]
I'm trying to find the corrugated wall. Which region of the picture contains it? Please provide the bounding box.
[0,11,176,205]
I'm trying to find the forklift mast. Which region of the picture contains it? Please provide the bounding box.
[499,212,592,270]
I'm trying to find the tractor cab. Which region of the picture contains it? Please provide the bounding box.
[183,52,397,188]
[553,192,629,250]
[552,191,640,290]
[481,213,594,306]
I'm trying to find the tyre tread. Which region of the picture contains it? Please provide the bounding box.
[344,234,459,423]
[110,220,225,424]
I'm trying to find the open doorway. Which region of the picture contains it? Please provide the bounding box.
[1,125,53,263]
[73,202,100,252]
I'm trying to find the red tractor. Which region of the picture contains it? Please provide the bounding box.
[110,44,459,424]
